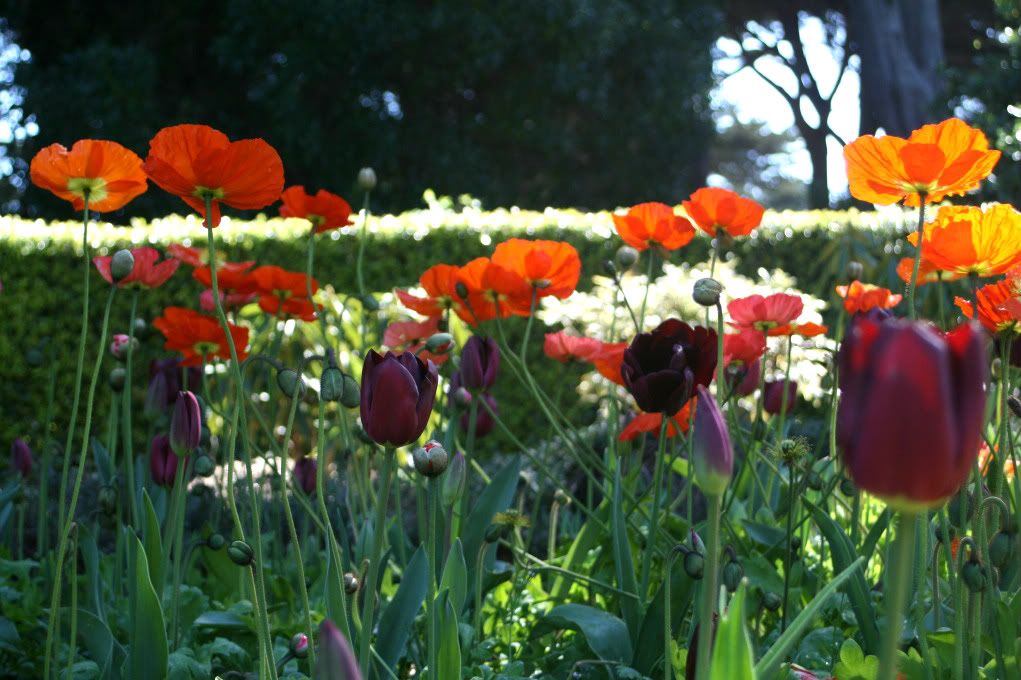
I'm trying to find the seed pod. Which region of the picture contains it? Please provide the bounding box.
[320,366,345,402]
[277,368,307,399]
[193,454,215,477]
[846,261,864,281]
[615,245,639,270]
[228,540,255,566]
[683,551,705,580]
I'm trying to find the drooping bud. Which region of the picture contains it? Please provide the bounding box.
[110,249,135,282]
[989,531,1013,568]
[722,559,744,593]
[413,440,449,478]
[277,368,307,399]
[961,557,989,593]
[691,385,733,496]
[441,451,467,508]
[193,454,215,477]
[846,261,864,282]
[358,167,377,192]
[692,277,723,307]
[10,438,32,477]
[320,366,346,402]
[340,374,361,409]
[762,591,782,611]
[316,619,363,680]
[425,333,454,354]
[108,367,127,392]
[343,572,360,594]
[615,245,639,270]
[170,391,202,457]
[290,632,310,659]
[683,550,705,580]
[948,489,976,528]
[228,540,255,566]
[109,334,138,361]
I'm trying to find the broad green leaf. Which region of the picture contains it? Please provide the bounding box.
[141,490,164,596]
[632,550,696,674]
[126,534,168,680]
[550,501,609,600]
[376,545,429,673]
[78,527,105,623]
[543,604,633,663]
[833,638,878,680]
[74,608,123,680]
[610,464,640,641]
[462,456,521,577]
[439,538,468,615]
[436,592,462,680]
[192,611,248,630]
[323,540,346,626]
[709,583,755,680]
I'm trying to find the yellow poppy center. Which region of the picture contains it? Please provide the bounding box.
[193,186,226,200]
[193,341,220,356]
[66,177,108,203]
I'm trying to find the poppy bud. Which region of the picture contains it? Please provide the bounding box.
[762,591,782,611]
[361,294,380,312]
[290,632,310,659]
[170,391,202,457]
[316,619,363,680]
[622,319,718,414]
[948,489,976,528]
[961,557,988,592]
[207,533,226,550]
[1009,395,1021,420]
[989,531,1013,568]
[109,334,138,361]
[320,366,345,402]
[689,529,706,554]
[461,336,499,390]
[722,559,744,593]
[442,451,467,508]
[615,245,639,270]
[358,167,377,192]
[839,477,856,496]
[228,540,255,566]
[359,350,438,447]
[452,386,472,409]
[294,457,317,495]
[692,277,723,307]
[425,333,454,354]
[144,371,170,419]
[110,249,135,282]
[343,572,360,594]
[683,550,705,579]
[730,358,761,397]
[691,385,733,496]
[108,366,127,392]
[846,261,864,281]
[149,434,182,487]
[763,379,797,415]
[133,316,149,339]
[413,440,449,477]
[193,454,215,477]
[461,393,497,438]
[10,438,32,477]
[277,368,307,399]
[339,374,361,408]
[601,259,617,276]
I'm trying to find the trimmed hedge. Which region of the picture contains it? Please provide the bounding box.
[1,206,916,455]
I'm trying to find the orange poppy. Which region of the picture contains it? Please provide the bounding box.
[906,203,1021,278]
[588,341,628,386]
[143,124,285,227]
[153,306,250,366]
[723,330,766,367]
[93,247,179,288]
[978,442,1016,482]
[247,265,319,321]
[785,322,829,338]
[396,264,465,319]
[455,257,532,322]
[168,244,255,273]
[843,118,1001,206]
[383,317,450,365]
[954,280,1021,334]
[682,187,765,238]
[279,185,354,234]
[618,399,694,442]
[543,332,604,363]
[490,239,581,301]
[611,202,696,251]
[895,255,964,287]
[835,281,903,314]
[30,139,148,212]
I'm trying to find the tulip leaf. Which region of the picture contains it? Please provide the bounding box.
[323,539,346,627]
[709,583,755,680]
[72,608,124,680]
[192,611,248,630]
[141,490,164,597]
[610,464,641,641]
[91,437,114,485]
[462,456,521,588]
[862,508,891,558]
[542,604,633,663]
[78,526,105,624]
[632,549,696,674]
[550,501,609,600]
[805,499,880,654]
[436,591,462,680]
[439,538,468,615]
[375,545,428,673]
[127,533,169,680]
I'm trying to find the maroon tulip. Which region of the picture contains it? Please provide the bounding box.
[461,336,499,390]
[692,385,733,496]
[316,619,362,680]
[150,434,183,487]
[148,358,201,413]
[11,438,32,477]
[763,379,797,415]
[461,393,497,438]
[622,318,717,414]
[294,457,317,496]
[838,317,987,508]
[170,391,202,456]
[360,350,439,447]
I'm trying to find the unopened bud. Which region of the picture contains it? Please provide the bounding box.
[228,540,255,566]
[277,368,307,399]
[361,294,379,312]
[846,261,864,281]
[452,387,472,409]
[290,632,310,659]
[343,572,360,594]
[425,333,453,354]
[441,452,467,508]
[413,440,449,477]
[110,334,138,361]
[683,551,705,580]
[110,249,135,282]
[455,282,470,300]
[948,489,976,528]
[339,374,360,408]
[601,260,617,276]
[358,167,377,192]
[193,454,215,477]
[961,558,988,593]
[615,245,639,270]
[108,367,127,392]
[990,531,1013,568]
[692,277,723,307]
[170,391,202,457]
[320,367,345,402]
[839,477,856,496]
[722,560,744,593]
[762,592,782,611]
[991,358,1003,381]
[133,317,149,339]
[207,533,226,550]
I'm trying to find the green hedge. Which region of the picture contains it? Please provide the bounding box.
[1,206,917,457]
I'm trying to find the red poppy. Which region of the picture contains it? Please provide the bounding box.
[167,244,255,273]
[455,257,532,322]
[143,124,285,227]
[619,399,694,442]
[383,318,450,365]
[247,265,319,321]
[93,247,180,288]
[199,289,256,313]
[193,265,256,293]
[153,306,250,366]
[590,341,629,386]
[728,293,804,335]
[543,332,605,363]
[723,330,766,367]
[682,187,765,238]
[786,322,829,338]
[955,280,1021,334]
[895,255,963,287]
[835,281,903,314]
[491,239,581,301]
[30,139,148,212]
[279,185,354,234]
[611,202,696,251]
[396,264,466,319]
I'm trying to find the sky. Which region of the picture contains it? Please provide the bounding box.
[713,15,860,201]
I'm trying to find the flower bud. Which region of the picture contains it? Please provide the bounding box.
[839,477,856,496]
[989,531,1013,568]
[133,316,149,340]
[452,386,472,409]
[320,366,346,402]
[689,529,706,554]
[170,391,202,457]
[961,557,988,593]
[691,385,733,496]
[692,277,723,307]
[948,489,976,528]
[425,333,454,354]
[359,351,438,447]
[290,632,310,659]
[461,336,499,390]
[764,379,797,415]
[441,451,467,508]
[207,533,226,550]
[722,559,744,593]
[683,550,705,579]
[455,281,470,300]
[108,366,127,392]
[615,245,639,270]
[340,374,361,409]
[316,619,362,680]
[413,440,449,478]
[601,259,617,276]
[109,334,138,361]
[228,540,255,566]
[343,572,360,594]
[193,454,215,477]
[277,368,307,399]
[110,249,135,282]
[762,591,782,611]
[144,372,170,419]
[294,457,317,496]
[846,261,864,282]
[10,438,32,477]
[358,167,377,192]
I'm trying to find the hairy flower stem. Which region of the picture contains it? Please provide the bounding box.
[38,361,57,557]
[355,189,371,298]
[695,493,722,680]
[315,395,353,640]
[305,225,332,348]
[455,398,479,539]
[906,196,927,320]
[44,282,116,679]
[638,249,656,330]
[427,476,440,679]
[58,193,91,534]
[878,511,919,680]
[358,448,396,678]
[714,301,725,400]
[780,463,798,632]
[169,453,188,646]
[639,417,670,602]
[122,289,141,527]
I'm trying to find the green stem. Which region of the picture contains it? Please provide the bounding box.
[65,527,79,680]
[519,287,540,359]
[305,225,331,349]
[427,476,439,680]
[169,453,188,646]
[455,398,479,539]
[877,511,919,680]
[695,494,722,680]
[906,197,927,320]
[38,359,57,557]
[638,250,656,330]
[358,448,396,678]
[122,289,140,528]
[639,417,671,601]
[355,190,372,297]
[780,463,798,632]
[315,395,353,641]
[714,301,725,400]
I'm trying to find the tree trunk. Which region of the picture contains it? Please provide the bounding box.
[805,129,830,209]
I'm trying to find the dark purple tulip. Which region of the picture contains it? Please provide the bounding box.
[294,457,317,496]
[692,385,732,496]
[460,336,499,390]
[858,307,895,324]
[144,371,170,418]
[316,619,362,680]
[1011,335,1021,368]
[621,318,717,414]
[150,434,183,487]
[360,350,439,447]
[461,393,497,438]
[11,438,32,477]
[763,379,797,415]
[838,317,987,507]
[149,358,201,412]
[733,358,761,397]
[170,391,202,456]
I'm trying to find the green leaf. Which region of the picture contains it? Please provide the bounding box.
[167,648,209,680]
[192,611,249,630]
[833,638,879,680]
[709,583,755,680]
[78,527,105,624]
[462,456,521,578]
[436,592,462,680]
[439,538,468,615]
[550,501,609,600]
[376,545,429,673]
[323,539,346,626]
[632,551,696,675]
[74,608,124,680]
[754,556,866,678]
[141,490,164,596]
[610,464,641,641]
[543,604,633,663]
[126,533,168,680]
[91,437,114,485]
[741,520,787,551]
